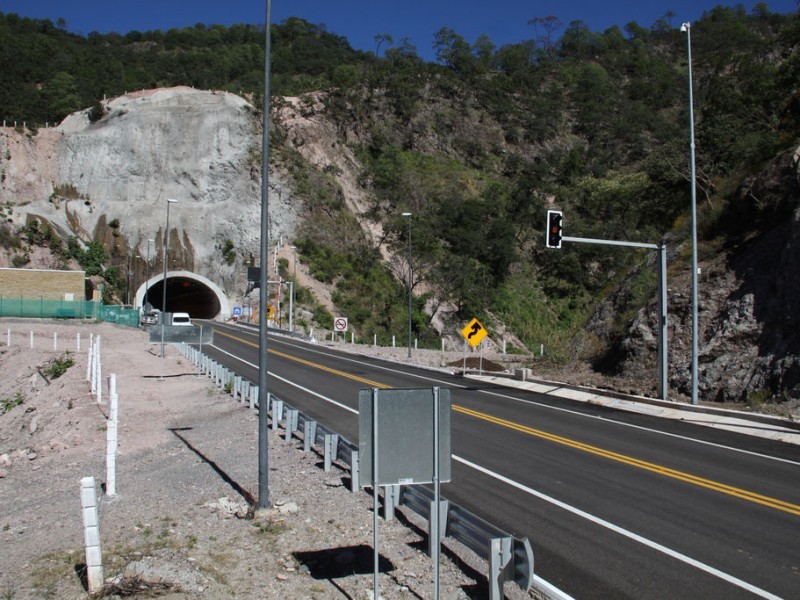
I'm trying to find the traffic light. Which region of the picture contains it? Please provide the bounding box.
[546,210,563,249]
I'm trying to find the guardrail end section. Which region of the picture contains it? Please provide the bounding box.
[513,537,534,592]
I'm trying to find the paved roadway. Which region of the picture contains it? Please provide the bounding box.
[199,322,800,599]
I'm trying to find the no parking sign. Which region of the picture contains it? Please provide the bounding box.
[334,317,348,332]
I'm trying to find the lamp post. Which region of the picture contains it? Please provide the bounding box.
[289,244,297,333]
[681,21,699,405]
[160,198,178,378]
[145,238,155,311]
[402,212,412,359]
[257,0,273,511]
[133,255,141,306]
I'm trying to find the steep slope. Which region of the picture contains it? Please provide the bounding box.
[594,146,800,402]
[0,87,300,302]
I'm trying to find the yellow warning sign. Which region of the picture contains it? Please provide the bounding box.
[460,318,487,348]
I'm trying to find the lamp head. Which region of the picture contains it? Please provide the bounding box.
[680,22,690,32]
[167,198,178,204]
[401,212,412,217]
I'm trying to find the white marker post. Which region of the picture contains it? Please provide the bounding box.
[80,476,103,592]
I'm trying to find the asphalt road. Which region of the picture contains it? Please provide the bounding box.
[200,322,800,599]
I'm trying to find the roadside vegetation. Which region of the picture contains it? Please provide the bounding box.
[2,6,798,370]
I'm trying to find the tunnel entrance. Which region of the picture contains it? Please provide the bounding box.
[135,271,230,320]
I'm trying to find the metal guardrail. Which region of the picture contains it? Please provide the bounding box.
[179,342,541,599]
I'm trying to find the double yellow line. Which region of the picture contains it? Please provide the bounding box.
[214,328,800,516]
[455,405,800,516]
[215,328,387,388]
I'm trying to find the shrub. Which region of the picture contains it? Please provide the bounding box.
[1,392,24,415]
[43,353,74,380]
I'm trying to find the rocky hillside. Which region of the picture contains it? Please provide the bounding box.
[0,87,301,302]
[591,145,800,403]
[2,85,800,405]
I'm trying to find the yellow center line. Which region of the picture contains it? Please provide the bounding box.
[454,405,800,517]
[213,327,800,517]
[215,328,388,388]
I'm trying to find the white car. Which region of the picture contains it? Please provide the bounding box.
[171,312,193,326]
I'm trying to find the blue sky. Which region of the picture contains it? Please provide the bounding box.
[1,1,797,60]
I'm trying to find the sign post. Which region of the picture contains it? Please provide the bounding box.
[359,387,451,600]
[334,317,348,343]
[460,318,488,372]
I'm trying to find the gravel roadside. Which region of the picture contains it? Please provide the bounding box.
[0,320,534,599]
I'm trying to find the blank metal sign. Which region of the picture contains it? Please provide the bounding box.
[358,387,451,487]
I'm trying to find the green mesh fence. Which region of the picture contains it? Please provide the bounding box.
[0,298,140,328]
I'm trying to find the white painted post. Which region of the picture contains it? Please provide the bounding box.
[351,331,354,344]
[106,374,118,496]
[6,329,10,346]
[108,374,118,421]
[415,338,418,350]
[106,420,117,496]
[87,339,94,385]
[77,332,81,352]
[392,335,396,348]
[502,339,507,354]
[95,337,103,405]
[80,477,103,592]
[374,334,377,347]
[54,332,58,350]
[30,331,33,348]
[540,343,544,356]
[442,338,445,352]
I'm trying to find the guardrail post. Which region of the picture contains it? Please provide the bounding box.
[324,434,339,472]
[249,385,257,410]
[350,450,359,491]
[285,409,299,442]
[303,420,317,452]
[384,484,401,521]
[271,398,283,430]
[232,375,240,398]
[489,537,513,600]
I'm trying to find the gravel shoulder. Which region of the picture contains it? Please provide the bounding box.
[0,320,532,599]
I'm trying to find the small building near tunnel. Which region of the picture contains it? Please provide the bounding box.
[134,270,230,320]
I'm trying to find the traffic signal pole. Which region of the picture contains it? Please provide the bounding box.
[560,235,669,402]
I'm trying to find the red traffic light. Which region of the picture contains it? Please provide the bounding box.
[546,210,563,249]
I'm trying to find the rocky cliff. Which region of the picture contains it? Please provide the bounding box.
[591,146,800,403]
[0,87,300,301]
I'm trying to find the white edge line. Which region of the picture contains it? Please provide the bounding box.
[209,344,358,415]
[454,455,782,600]
[207,341,782,599]
[271,336,800,466]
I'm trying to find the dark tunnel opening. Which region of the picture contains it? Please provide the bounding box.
[142,276,221,319]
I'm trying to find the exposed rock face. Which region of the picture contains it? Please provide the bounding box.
[0,87,300,303]
[598,146,800,402]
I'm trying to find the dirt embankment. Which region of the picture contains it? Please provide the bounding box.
[0,320,533,599]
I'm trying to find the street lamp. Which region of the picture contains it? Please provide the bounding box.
[257,0,273,511]
[681,21,699,405]
[289,244,297,333]
[160,198,178,377]
[145,238,155,311]
[133,255,141,306]
[402,212,412,359]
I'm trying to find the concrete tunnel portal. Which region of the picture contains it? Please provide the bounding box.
[134,270,230,320]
